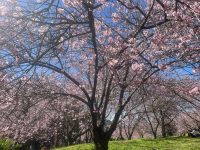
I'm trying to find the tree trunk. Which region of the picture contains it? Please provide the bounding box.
[119,125,124,140]
[161,124,166,138]
[161,111,166,138]
[85,130,93,143]
[93,129,109,150]
[68,136,74,146]
[94,139,109,150]
[53,131,58,147]
[94,138,109,150]
[128,135,132,140]
[153,132,157,139]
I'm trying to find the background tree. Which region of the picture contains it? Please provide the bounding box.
[0,75,91,148]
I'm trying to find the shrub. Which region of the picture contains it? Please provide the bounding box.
[0,138,21,150]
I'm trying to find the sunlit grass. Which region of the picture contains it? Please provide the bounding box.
[55,137,200,150]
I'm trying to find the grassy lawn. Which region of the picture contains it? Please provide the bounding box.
[54,137,200,150]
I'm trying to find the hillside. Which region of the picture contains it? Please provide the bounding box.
[55,137,200,150]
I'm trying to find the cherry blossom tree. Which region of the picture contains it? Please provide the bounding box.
[0,75,90,148]
[166,77,200,135]
[115,91,144,140]
[0,0,199,149]
[142,83,179,138]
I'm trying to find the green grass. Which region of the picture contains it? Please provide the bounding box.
[0,138,21,150]
[54,137,200,150]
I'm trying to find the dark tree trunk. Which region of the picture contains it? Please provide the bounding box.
[85,131,89,143]
[68,136,74,146]
[53,133,58,147]
[61,136,68,146]
[128,135,132,140]
[161,124,166,138]
[161,111,166,138]
[119,125,124,140]
[94,137,109,150]
[85,130,93,143]
[93,128,109,150]
[153,132,157,139]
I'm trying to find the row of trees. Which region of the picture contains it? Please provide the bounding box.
[0,0,199,149]
[0,74,200,148]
